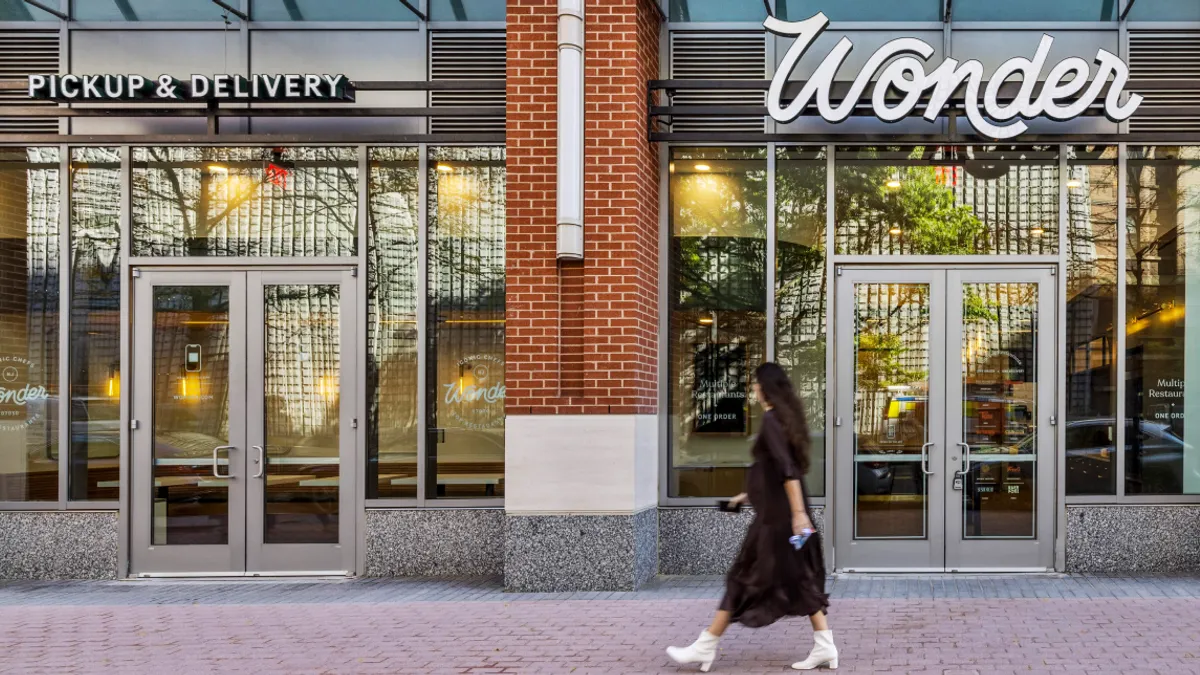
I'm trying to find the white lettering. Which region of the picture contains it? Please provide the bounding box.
[103,75,124,98]
[190,75,210,98]
[285,74,301,98]
[27,75,45,98]
[322,74,344,97]
[81,75,101,99]
[212,74,231,98]
[442,382,506,405]
[304,74,321,98]
[128,75,146,98]
[59,74,79,99]
[765,12,1142,139]
[262,75,283,99]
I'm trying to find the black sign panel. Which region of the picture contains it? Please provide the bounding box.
[692,343,747,434]
[27,74,355,103]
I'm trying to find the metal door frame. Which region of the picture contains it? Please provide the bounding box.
[245,269,358,574]
[832,264,1058,573]
[129,267,357,577]
[944,267,1057,572]
[833,267,948,572]
[130,269,248,575]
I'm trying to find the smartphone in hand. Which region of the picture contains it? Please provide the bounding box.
[716,499,742,513]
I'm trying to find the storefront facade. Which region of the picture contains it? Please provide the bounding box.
[0,0,1198,587]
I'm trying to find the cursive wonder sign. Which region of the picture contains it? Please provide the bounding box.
[766,13,1142,138]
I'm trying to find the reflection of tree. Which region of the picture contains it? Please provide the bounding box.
[837,162,984,255]
[131,147,358,257]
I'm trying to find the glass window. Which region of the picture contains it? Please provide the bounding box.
[1062,147,1121,495]
[778,0,941,21]
[131,147,358,257]
[74,0,236,21]
[366,148,420,500]
[69,148,121,502]
[427,147,505,499]
[0,148,60,503]
[775,146,827,497]
[669,0,767,21]
[429,0,505,21]
[253,0,419,20]
[1065,146,1118,496]
[1128,0,1200,21]
[1125,146,1200,496]
[0,0,59,20]
[953,0,1116,21]
[834,146,1059,256]
[669,147,767,498]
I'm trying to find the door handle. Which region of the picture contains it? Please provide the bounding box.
[920,442,934,475]
[955,442,971,477]
[252,445,265,479]
[212,445,235,478]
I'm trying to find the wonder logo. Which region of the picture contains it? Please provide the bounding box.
[766,13,1142,139]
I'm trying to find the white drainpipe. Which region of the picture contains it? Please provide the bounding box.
[556,0,585,260]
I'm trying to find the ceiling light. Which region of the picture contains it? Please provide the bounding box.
[699,317,714,325]
[207,164,228,174]
[889,227,902,236]
[436,163,454,173]
[1067,178,1083,189]
[694,163,711,172]
[886,179,902,189]
[1031,227,1045,236]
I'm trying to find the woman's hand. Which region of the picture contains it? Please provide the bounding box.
[792,510,813,537]
[729,493,749,507]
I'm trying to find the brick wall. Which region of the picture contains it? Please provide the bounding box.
[506,0,661,416]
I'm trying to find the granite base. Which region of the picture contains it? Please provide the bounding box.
[504,508,658,592]
[365,508,504,577]
[0,511,117,579]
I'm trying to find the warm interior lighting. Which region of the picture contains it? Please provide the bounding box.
[698,317,714,325]
[436,163,455,173]
[888,227,902,235]
[107,374,119,398]
[1067,178,1083,189]
[886,179,902,189]
[694,163,711,172]
[669,162,675,173]
[1031,227,1045,236]
[207,164,228,174]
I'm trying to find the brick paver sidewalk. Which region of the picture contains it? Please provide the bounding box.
[1,576,1198,674]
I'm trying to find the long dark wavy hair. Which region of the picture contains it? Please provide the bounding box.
[755,362,812,477]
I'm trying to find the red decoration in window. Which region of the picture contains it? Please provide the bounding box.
[266,162,289,189]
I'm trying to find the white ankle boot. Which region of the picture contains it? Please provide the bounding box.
[791,629,838,670]
[666,629,719,672]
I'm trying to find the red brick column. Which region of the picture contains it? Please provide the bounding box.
[506,0,661,417]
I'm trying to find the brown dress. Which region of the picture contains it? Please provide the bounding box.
[719,409,830,628]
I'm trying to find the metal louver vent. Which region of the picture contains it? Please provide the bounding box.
[1128,32,1200,133]
[669,32,765,133]
[0,32,59,134]
[430,32,505,134]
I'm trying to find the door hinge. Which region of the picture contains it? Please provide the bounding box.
[352,418,358,429]
[1050,267,1057,276]
[131,268,141,278]
[1050,415,1057,426]
[835,416,842,427]
[351,268,358,278]
[836,266,843,276]
[130,419,140,430]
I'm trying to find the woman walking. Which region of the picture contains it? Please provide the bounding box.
[666,362,837,672]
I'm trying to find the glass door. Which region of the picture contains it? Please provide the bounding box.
[833,269,947,571]
[245,270,357,573]
[945,269,1055,571]
[131,269,356,576]
[833,267,1055,572]
[131,270,247,574]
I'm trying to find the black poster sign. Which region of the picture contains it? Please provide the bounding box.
[692,343,747,434]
